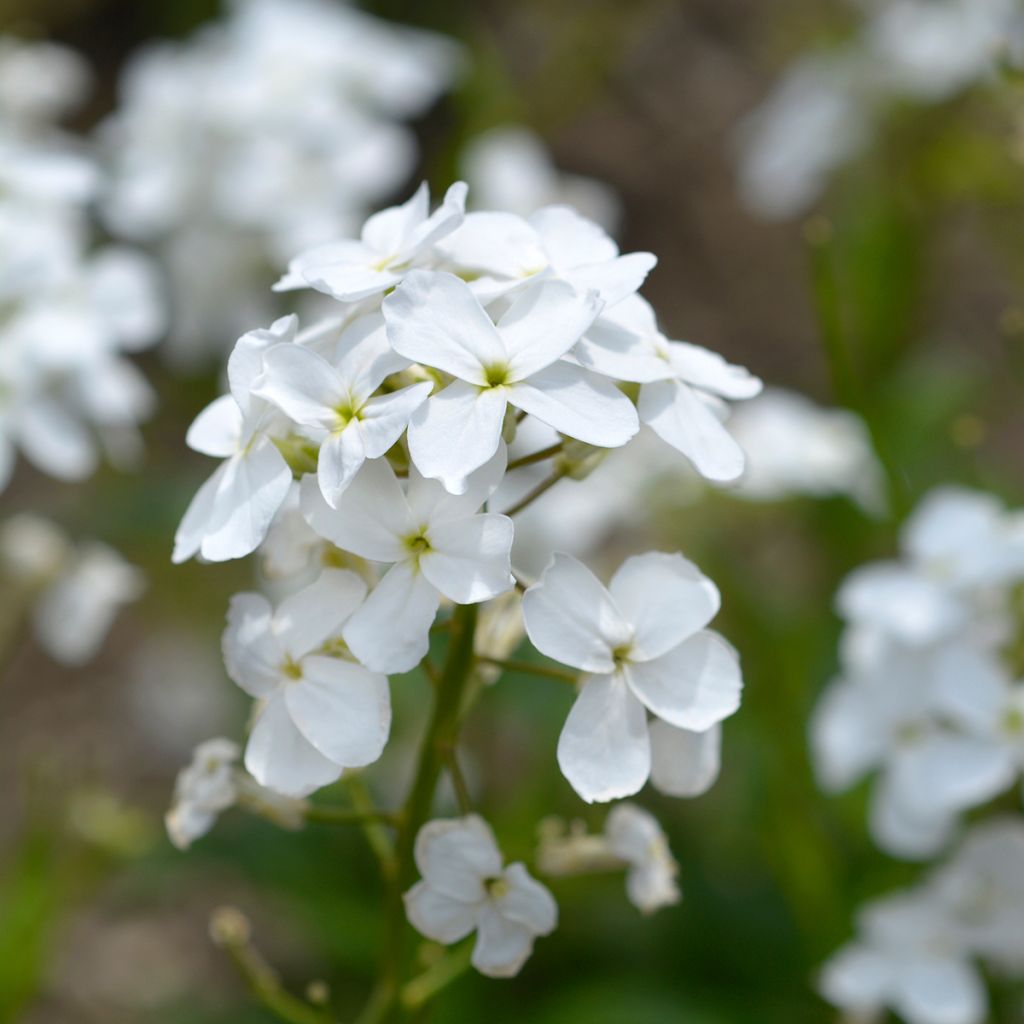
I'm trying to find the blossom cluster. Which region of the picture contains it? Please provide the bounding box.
[99,0,459,365]
[811,486,1024,860]
[821,820,1024,1024]
[738,0,1024,218]
[0,37,163,490]
[169,180,760,978]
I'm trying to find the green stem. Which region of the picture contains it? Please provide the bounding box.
[212,908,335,1024]
[506,442,564,471]
[342,775,399,882]
[474,654,577,685]
[365,604,480,1024]
[806,219,911,520]
[399,942,474,1012]
[501,469,567,517]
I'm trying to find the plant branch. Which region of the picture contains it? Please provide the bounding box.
[506,442,564,471]
[501,469,568,517]
[474,654,578,685]
[211,907,335,1024]
[399,942,474,1012]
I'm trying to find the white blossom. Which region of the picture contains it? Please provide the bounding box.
[165,738,241,850]
[299,452,513,674]
[222,569,391,796]
[604,804,681,914]
[523,552,742,802]
[404,815,557,978]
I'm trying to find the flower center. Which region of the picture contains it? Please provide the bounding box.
[611,643,633,669]
[483,363,510,388]
[281,657,303,681]
[1002,706,1024,735]
[485,876,509,899]
[404,530,432,567]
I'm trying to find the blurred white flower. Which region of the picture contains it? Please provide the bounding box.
[523,552,741,802]
[165,738,241,850]
[461,125,620,232]
[404,815,557,978]
[727,387,884,510]
[100,0,461,365]
[604,803,681,914]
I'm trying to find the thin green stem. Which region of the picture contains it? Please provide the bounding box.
[474,654,578,685]
[506,442,564,471]
[441,748,473,815]
[399,942,474,1012]
[211,907,335,1024]
[502,469,567,517]
[303,805,400,828]
[342,775,398,881]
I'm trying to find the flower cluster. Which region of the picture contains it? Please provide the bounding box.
[821,820,1024,1024]
[0,513,145,665]
[811,487,1024,860]
[99,0,459,365]
[0,36,163,489]
[170,180,758,982]
[738,0,1024,218]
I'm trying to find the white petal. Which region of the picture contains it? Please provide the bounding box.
[228,316,297,410]
[608,552,720,661]
[19,398,96,481]
[934,644,1010,735]
[331,312,408,401]
[399,180,468,256]
[414,815,502,900]
[498,279,602,381]
[186,395,242,457]
[495,863,558,934]
[435,210,545,278]
[639,379,745,482]
[362,182,429,253]
[649,720,722,797]
[522,553,631,673]
[888,733,1015,817]
[274,568,368,657]
[172,462,228,564]
[574,318,672,384]
[199,439,293,563]
[404,881,481,944]
[245,693,342,797]
[407,380,507,494]
[317,427,366,508]
[625,631,742,732]
[818,943,892,1013]
[561,252,657,307]
[897,958,987,1024]
[666,340,762,400]
[406,444,508,523]
[285,656,390,767]
[557,674,651,803]
[420,514,514,603]
[252,344,343,429]
[357,382,433,458]
[507,362,639,448]
[343,561,440,674]
[222,591,281,698]
[809,678,889,793]
[472,905,537,978]
[869,779,957,860]
[383,270,505,385]
[530,205,619,267]
[300,459,410,561]
[306,262,402,304]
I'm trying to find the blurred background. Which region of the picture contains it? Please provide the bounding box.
[2,0,1024,1021]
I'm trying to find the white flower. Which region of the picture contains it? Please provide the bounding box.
[837,487,1024,648]
[811,638,1013,859]
[820,889,986,1024]
[522,552,742,802]
[165,738,240,850]
[222,569,391,796]
[726,387,885,510]
[300,453,513,673]
[173,315,295,563]
[604,803,680,914]
[33,541,146,666]
[383,269,636,493]
[275,181,467,300]
[404,815,557,978]
[252,311,430,506]
[573,294,762,482]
